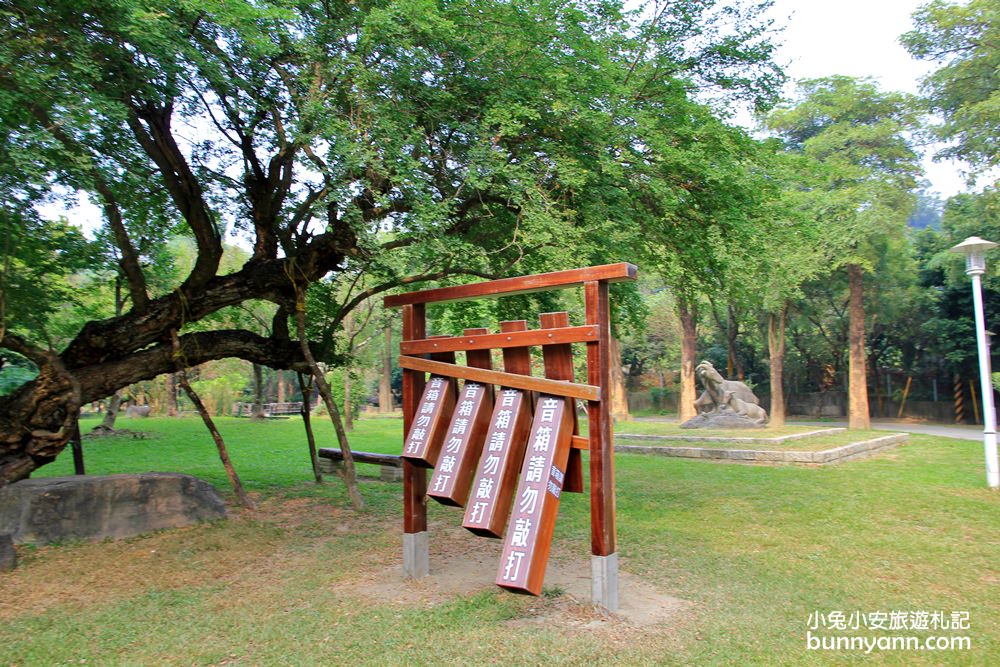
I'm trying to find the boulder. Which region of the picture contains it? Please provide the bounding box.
[0,473,226,545]
[0,533,14,571]
[680,412,766,429]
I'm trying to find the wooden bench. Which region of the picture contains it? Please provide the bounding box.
[234,402,304,418]
[317,448,403,482]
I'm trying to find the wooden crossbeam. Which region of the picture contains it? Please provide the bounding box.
[398,356,601,401]
[399,325,599,355]
[384,263,637,308]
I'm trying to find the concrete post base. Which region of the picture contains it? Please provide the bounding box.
[381,466,404,482]
[591,553,619,612]
[403,531,429,578]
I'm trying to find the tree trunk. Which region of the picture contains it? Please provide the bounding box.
[678,297,698,422]
[343,310,355,431]
[172,332,256,510]
[252,363,265,419]
[379,324,393,413]
[0,346,81,484]
[1,328,308,485]
[70,419,85,475]
[99,390,122,431]
[165,372,179,416]
[710,299,744,381]
[872,364,883,418]
[344,370,353,431]
[847,264,871,429]
[767,304,788,427]
[728,304,744,380]
[297,372,323,484]
[295,292,364,510]
[609,335,630,421]
[277,370,286,404]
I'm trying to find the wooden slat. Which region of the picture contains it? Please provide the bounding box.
[463,328,494,379]
[463,321,534,538]
[462,387,532,538]
[427,381,491,506]
[571,436,589,450]
[496,395,574,595]
[398,356,601,401]
[400,325,599,355]
[500,321,532,380]
[384,263,638,308]
[540,312,583,494]
[401,376,456,468]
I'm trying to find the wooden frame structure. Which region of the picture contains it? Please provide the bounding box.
[384,263,636,610]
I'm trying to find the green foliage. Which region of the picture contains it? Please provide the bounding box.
[903,188,1000,378]
[323,366,367,421]
[930,186,1000,290]
[0,212,96,347]
[1,0,798,483]
[189,359,250,416]
[0,0,786,338]
[0,353,36,396]
[902,0,1000,171]
[765,76,921,271]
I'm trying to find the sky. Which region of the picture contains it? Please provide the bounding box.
[761,0,968,198]
[45,0,970,235]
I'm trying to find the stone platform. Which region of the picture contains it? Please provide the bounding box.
[615,433,908,465]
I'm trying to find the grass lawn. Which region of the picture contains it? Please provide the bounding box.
[614,419,903,451]
[616,429,897,452]
[614,419,838,439]
[2,415,998,665]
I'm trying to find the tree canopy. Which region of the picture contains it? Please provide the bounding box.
[0,0,783,483]
[902,0,1000,172]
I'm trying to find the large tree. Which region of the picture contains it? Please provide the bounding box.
[902,0,1000,173]
[0,0,782,484]
[765,76,922,429]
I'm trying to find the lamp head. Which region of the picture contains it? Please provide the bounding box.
[951,236,998,276]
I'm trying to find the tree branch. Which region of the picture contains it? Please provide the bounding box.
[28,104,150,311]
[125,107,223,290]
[61,230,356,369]
[75,329,309,404]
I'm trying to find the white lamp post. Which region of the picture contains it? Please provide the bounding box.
[951,236,1000,488]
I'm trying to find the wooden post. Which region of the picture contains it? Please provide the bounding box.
[70,420,85,476]
[585,280,617,610]
[402,304,429,577]
[897,376,913,419]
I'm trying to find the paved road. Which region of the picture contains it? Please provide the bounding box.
[792,419,985,441]
[633,416,986,441]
